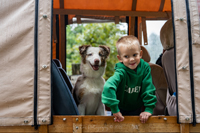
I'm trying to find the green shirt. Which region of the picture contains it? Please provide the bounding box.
[102,59,157,114]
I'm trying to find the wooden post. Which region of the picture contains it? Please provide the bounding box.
[129,16,135,35]
[180,124,190,133]
[142,17,148,45]
[39,125,48,133]
[59,0,66,70]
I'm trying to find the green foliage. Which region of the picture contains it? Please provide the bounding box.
[66,23,127,80]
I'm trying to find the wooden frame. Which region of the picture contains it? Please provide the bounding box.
[0,116,200,133]
[53,9,170,18]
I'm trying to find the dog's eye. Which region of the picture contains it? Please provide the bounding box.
[87,53,93,56]
[99,53,103,56]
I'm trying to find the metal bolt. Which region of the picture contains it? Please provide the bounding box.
[76,126,79,129]
[42,65,47,68]
[63,118,66,121]
[43,15,47,18]
[182,66,187,70]
[179,18,184,21]
[164,118,167,121]
[76,118,79,121]
[24,120,28,124]
[185,117,190,121]
[42,119,46,123]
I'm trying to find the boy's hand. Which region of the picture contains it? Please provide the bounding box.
[139,112,151,123]
[113,112,124,122]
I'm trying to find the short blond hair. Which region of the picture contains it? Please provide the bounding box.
[116,35,140,54]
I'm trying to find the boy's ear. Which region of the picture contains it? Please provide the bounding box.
[140,50,143,58]
[117,55,122,62]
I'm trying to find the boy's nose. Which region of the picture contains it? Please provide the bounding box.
[130,57,135,61]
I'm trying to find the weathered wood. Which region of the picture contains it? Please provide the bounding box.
[1,116,200,133]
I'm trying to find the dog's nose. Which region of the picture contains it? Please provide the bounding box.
[94,59,100,65]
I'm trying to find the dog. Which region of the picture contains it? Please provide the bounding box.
[72,45,110,115]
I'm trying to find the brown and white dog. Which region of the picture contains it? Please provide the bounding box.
[72,45,110,115]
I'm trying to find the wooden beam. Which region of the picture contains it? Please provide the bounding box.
[53,9,169,18]
[159,0,165,11]
[1,116,200,132]
[60,0,64,8]
[49,116,181,133]
[0,126,37,132]
[59,0,66,70]
[132,0,137,11]
[53,15,57,43]
[142,17,148,45]
[138,20,142,45]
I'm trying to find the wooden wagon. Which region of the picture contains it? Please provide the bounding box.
[1,0,200,132]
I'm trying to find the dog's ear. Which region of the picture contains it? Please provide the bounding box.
[79,45,91,56]
[99,45,110,59]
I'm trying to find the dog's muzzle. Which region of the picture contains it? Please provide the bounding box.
[90,59,100,71]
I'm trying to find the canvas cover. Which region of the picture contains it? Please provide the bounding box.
[172,0,200,124]
[188,0,200,124]
[0,0,52,126]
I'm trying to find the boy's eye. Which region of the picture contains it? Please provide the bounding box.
[124,55,128,58]
[133,54,138,57]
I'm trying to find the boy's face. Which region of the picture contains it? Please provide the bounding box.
[117,45,142,70]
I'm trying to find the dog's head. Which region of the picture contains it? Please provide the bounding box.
[79,45,110,72]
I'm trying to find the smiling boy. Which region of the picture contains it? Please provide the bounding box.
[102,35,157,123]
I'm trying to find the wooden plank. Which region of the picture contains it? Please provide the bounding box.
[81,116,180,132]
[48,116,73,133]
[39,125,48,133]
[142,17,148,45]
[0,126,37,133]
[180,124,189,133]
[190,123,200,132]
[53,9,169,18]
[1,116,200,133]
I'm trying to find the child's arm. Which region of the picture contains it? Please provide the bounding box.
[139,112,152,123]
[113,112,124,122]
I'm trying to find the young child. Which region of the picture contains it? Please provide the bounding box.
[102,35,157,123]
